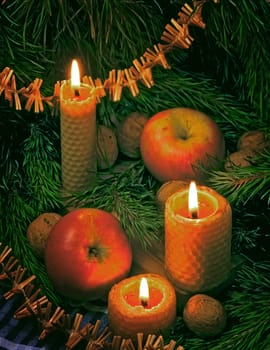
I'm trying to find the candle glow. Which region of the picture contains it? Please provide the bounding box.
[188,181,198,219]
[71,59,80,89]
[139,277,149,307]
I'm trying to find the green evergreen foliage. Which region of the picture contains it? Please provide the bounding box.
[22,118,62,212]
[170,260,270,350]
[66,159,163,248]
[187,0,270,122]
[2,190,63,305]
[207,148,270,206]
[0,0,270,349]
[0,0,165,85]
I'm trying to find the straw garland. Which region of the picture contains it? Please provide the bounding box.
[0,0,219,114]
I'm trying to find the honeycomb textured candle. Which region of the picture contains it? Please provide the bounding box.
[165,186,232,292]
[60,82,96,193]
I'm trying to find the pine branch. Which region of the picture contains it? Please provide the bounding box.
[65,161,163,249]
[0,106,62,211]
[1,188,62,306]
[189,0,270,121]
[2,0,165,77]
[0,106,29,176]
[0,1,212,112]
[0,112,64,305]
[219,261,270,350]
[170,260,270,350]
[232,215,261,253]
[0,3,53,90]
[207,149,270,206]
[22,118,62,213]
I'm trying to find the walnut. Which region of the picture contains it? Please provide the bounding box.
[116,112,148,158]
[224,148,256,171]
[156,180,189,210]
[183,294,227,338]
[27,213,62,259]
[97,125,119,169]
[237,130,269,153]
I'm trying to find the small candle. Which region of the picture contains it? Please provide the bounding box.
[165,182,232,293]
[60,59,97,194]
[108,273,176,339]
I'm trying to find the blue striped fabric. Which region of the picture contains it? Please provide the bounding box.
[0,287,108,350]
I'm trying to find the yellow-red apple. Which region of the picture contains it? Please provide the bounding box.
[45,208,132,300]
[140,108,225,182]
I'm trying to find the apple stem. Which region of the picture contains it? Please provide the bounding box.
[89,247,99,258]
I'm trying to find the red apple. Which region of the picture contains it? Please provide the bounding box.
[45,208,132,300]
[140,108,225,182]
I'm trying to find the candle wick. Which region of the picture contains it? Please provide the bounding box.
[191,210,198,219]
[141,299,148,308]
[74,89,80,97]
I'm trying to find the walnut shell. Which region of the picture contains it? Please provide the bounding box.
[97,125,119,169]
[237,130,269,152]
[27,213,62,258]
[224,148,255,171]
[156,180,189,210]
[116,112,148,158]
[183,294,227,338]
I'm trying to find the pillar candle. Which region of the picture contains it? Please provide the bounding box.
[108,273,176,340]
[60,60,96,194]
[165,184,232,293]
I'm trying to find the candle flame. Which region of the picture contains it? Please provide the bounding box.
[188,181,198,219]
[139,277,149,307]
[71,59,80,88]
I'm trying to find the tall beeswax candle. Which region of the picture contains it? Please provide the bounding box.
[165,183,232,293]
[60,60,96,194]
